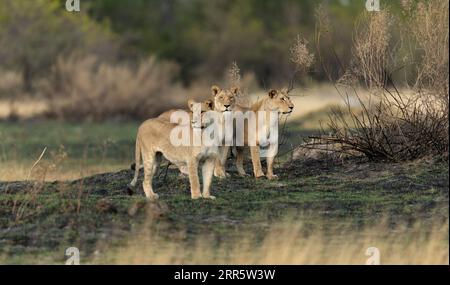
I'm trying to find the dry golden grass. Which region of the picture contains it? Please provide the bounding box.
[0,160,128,181]
[95,217,449,265]
[0,99,48,119]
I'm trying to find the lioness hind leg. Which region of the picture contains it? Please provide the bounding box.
[142,152,159,200]
[128,137,142,195]
[235,146,248,177]
[249,146,265,178]
[266,155,278,180]
[213,146,230,178]
[201,158,216,199]
[265,143,279,180]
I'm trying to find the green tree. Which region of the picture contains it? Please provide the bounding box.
[0,0,116,91]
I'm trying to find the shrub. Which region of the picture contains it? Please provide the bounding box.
[42,55,184,121]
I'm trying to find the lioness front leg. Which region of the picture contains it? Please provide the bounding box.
[249,146,265,178]
[188,160,202,199]
[235,146,248,177]
[266,155,278,180]
[213,146,230,178]
[265,144,279,180]
[201,158,216,199]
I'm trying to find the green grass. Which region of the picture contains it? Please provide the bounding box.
[0,120,448,264]
[0,120,138,163]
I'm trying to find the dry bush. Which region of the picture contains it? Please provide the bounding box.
[290,35,315,72]
[0,70,24,119]
[289,35,315,90]
[224,61,258,107]
[410,1,449,93]
[309,89,449,161]
[310,2,449,161]
[0,70,22,95]
[42,55,184,121]
[352,10,392,89]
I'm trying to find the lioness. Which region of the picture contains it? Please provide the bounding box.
[128,103,221,200]
[210,85,238,178]
[221,88,294,179]
[130,99,214,172]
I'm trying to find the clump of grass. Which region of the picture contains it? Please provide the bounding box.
[290,35,315,72]
[227,61,241,88]
[288,35,315,90]
[225,61,254,107]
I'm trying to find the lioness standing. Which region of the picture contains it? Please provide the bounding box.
[209,85,239,178]
[128,103,222,200]
[220,88,294,179]
[130,99,214,173]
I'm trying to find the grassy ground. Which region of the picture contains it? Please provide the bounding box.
[0,119,448,264]
[0,120,138,181]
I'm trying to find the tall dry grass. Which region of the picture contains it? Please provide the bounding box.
[309,1,449,161]
[94,216,449,265]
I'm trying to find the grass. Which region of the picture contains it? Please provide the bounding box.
[0,119,448,264]
[0,120,138,180]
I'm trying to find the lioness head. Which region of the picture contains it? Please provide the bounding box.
[266,88,294,114]
[211,85,238,112]
[187,98,214,113]
[188,99,214,129]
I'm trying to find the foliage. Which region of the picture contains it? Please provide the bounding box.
[0,0,116,91]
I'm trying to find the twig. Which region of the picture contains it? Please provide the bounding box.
[27,147,47,180]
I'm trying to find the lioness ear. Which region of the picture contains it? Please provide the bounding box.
[281,87,289,94]
[230,86,239,95]
[268,89,278,98]
[211,85,221,96]
[204,99,213,109]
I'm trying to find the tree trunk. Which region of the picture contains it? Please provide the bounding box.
[22,58,33,92]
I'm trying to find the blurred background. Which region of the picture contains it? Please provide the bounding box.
[0,0,440,180]
[0,0,411,120]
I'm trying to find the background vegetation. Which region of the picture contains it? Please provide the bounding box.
[0,0,412,121]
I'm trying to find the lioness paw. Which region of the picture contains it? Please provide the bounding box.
[267,174,279,180]
[214,171,229,179]
[203,195,216,200]
[147,193,159,201]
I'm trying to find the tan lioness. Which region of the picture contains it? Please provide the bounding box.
[221,88,294,179]
[210,85,238,178]
[130,99,214,173]
[128,104,221,200]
